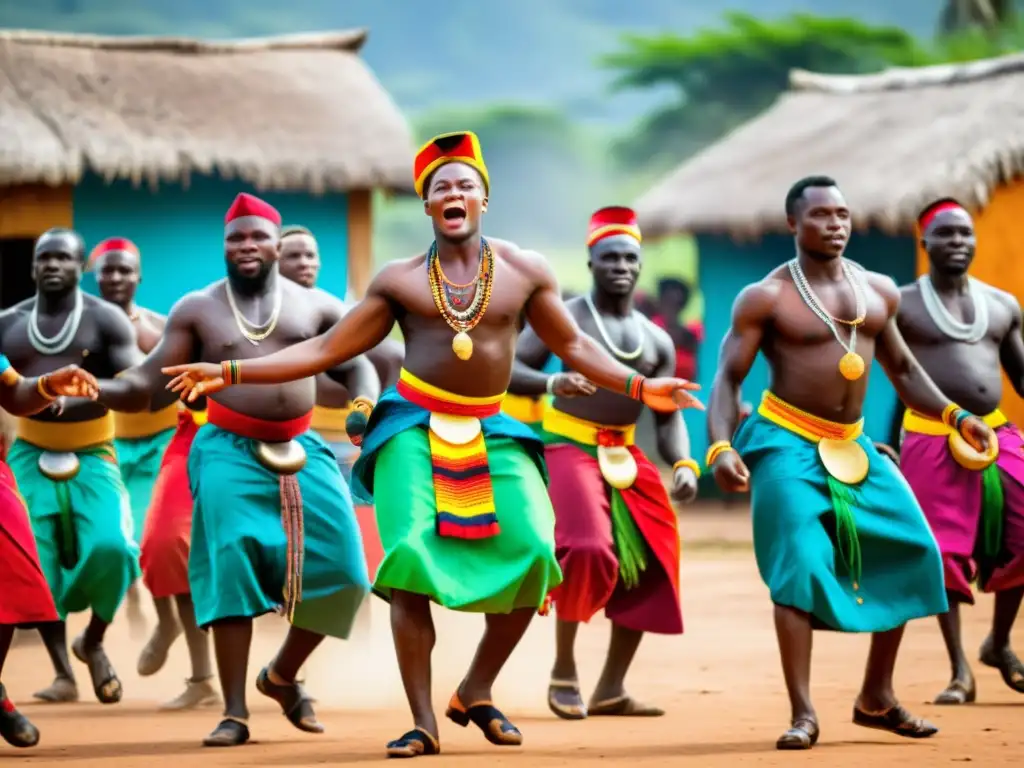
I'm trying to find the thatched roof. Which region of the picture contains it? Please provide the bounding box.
[636,52,1024,240]
[0,29,415,193]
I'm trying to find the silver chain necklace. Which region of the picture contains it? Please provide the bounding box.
[583,293,644,360]
[787,258,865,356]
[29,289,84,355]
[918,274,988,343]
[226,280,282,346]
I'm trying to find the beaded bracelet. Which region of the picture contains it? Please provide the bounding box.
[673,458,701,479]
[221,360,242,386]
[705,440,734,468]
[36,375,57,401]
[940,403,961,429]
[624,372,645,400]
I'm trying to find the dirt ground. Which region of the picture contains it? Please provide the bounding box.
[4,505,1022,766]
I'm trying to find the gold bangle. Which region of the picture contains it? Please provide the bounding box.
[940,403,960,428]
[705,440,733,467]
[672,458,701,479]
[36,375,57,401]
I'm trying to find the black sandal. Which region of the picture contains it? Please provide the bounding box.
[202,718,249,747]
[255,667,323,733]
[0,685,40,748]
[933,678,977,705]
[71,635,122,704]
[852,704,938,738]
[776,717,819,750]
[445,692,522,746]
[980,639,1024,694]
[385,728,440,758]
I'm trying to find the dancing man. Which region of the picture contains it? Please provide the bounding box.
[0,228,142,706]
[96,193,377,747]
[706,176,991,750]
[510,206,696,719]
[896,198,1024,703]
[0,359,98,747]
[162,131,702,758]
[89,238,179,639]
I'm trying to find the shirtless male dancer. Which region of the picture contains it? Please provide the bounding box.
[97,193,378,747]
[707,176,992,750]
[163,131,702,758]
[511,206,698,720]
[90,239,175,634]
[896,198,1024,703]
[89,236,218,709]
[0,228,143,706]
[0,359,97,747]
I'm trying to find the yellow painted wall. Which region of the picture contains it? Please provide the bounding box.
[0,185,73,238]
[916,178,1024,426]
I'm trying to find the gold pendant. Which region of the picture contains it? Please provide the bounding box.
[817,438,869,485]
[838,351,865,381]
[452,331,473,361]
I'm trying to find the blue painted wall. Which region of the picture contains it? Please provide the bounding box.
[693,231,917,461]
[73,173,349,314]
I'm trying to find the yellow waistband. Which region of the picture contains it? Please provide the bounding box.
[542,406,636,446]
[114,403,180,439]
[399,367,505,407]
[502,394,547,424]
[757,391,863,443]
[903,408,1007,435]
[17,412,116,451]
[311,404,353,432]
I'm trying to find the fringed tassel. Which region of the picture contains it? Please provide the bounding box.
[610,489,647,589]
[826,475,862,586]
[980,462,1005,561]
[56,483,78,570]
[279,475,305,621]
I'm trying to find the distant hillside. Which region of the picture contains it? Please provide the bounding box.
[1,0,942,121]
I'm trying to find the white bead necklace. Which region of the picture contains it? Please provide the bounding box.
[29,289,84,355]
[584,293,644,360]
[918,274,988,343]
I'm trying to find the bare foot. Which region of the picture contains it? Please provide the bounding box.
[32,676,78,703]
[160,678,221,711]
[137,622,182,677]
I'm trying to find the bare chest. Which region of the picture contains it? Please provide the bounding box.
[900,291,1009,347]
[773,280,888,344]
[572,304,659,376]
[196,306,321,363]
[1,311,107,375]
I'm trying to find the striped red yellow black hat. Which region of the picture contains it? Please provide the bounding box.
[413,131,490,198]
[86,237,140,272]
[587,206,642,247]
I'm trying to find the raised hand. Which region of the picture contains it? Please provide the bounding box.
[44,365,99,399]
[640,377,703,413]
[161,362,226,403]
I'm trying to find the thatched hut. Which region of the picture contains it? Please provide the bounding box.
[636,52,1024,454]
[0,29,415,310]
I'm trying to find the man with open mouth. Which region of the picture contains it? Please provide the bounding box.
[895,198,1024,705]
[159,130,704,759]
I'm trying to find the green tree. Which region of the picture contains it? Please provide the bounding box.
[602,13,938,170]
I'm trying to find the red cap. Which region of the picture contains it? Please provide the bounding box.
[587,206,642,247]
[86,237,140,272]
[225,193,282,227]
[918,201,967,232]
[413,131,489,198]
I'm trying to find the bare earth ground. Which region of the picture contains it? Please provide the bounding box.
[4,504,1022,766]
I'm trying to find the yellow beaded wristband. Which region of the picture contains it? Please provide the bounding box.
[36,375,57,401]
[705,440,734,468]
[672,458,701,479]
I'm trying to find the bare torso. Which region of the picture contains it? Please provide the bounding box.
[379,239,544,397]
[758,262,894,423]
[552,297,671,426]
[179,278,334,420]
[0,294,129,423]
[897,281,1014,415]
[132,308,166,354]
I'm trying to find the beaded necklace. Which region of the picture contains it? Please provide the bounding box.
[426,238,495,360]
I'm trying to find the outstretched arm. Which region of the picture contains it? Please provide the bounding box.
[0,357,97,416]
[317,295,382,403]
[707,283,775,444]
[96,296,200,412]
[509,322,555,395]
[652,333,692,466]
[523,257,698,411]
